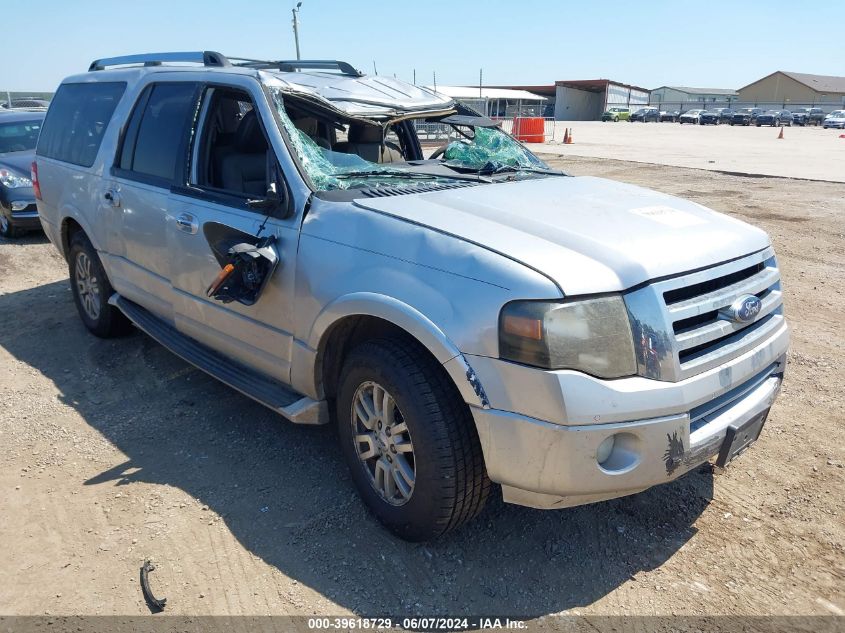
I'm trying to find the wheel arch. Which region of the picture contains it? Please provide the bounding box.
[303,293,488,410]
[59,207,100,261]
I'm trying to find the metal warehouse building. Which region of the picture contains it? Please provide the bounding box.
[737,71,845,108]
[650,86,738,107]
[494,79,650,120]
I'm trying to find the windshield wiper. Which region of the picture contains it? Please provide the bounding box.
[488,165,566,176]
[334,170,484,182]
[334,170,436,180]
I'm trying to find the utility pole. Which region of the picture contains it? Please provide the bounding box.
[373,61,378,76]
[433,71,437,92]
[479,68,483,98]
[292,2,302,60]
[413,69,416,85]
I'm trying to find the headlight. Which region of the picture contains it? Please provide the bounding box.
[0,169,32,188]
[499,296,637,378]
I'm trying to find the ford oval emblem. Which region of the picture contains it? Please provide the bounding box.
[727,295,762,323]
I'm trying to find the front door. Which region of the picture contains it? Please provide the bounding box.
[168,85,299,383]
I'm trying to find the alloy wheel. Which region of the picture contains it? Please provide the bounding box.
[351,381,416,506]
[75,251,101,321]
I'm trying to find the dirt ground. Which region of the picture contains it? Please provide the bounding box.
[0,157,843,625]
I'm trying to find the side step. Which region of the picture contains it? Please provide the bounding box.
[110,294,328,425]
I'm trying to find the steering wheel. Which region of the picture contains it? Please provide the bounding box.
[428,143,449,160]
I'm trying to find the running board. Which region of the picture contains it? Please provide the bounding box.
[110,294,329,425]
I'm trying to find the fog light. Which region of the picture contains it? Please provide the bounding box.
[596,432,642,473]
[11,201,28,211]
[596,435,615,465]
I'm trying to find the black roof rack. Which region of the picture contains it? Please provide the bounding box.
[88,51,231,72]
[232,59,363,77]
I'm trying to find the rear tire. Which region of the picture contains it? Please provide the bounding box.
[337,338,490,541]
[68,231,133,338]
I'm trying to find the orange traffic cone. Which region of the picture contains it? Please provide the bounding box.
[567,128,574,144]
[777,126,784,139]
[562,128,570,144]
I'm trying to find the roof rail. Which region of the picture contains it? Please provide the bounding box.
[88,51,231,72]
[233,59,363,77]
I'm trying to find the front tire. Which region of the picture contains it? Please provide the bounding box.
[337,338,490,541]
[68,231,132,338]
[0,213,20,239]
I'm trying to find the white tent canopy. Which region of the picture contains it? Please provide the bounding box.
[424,86,547,101]
[424,85,547,118]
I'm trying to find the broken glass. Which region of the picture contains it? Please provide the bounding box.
[269,87,431,191]
[442,126,550,173]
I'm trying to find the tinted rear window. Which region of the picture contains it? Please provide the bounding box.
[120,83,197,182]
[36,82,125,167]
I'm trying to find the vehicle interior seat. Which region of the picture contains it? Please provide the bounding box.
[220,109,268,195]
[293,117,331,149]
[335,125,403,163]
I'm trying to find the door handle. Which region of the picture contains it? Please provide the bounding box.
[103,189,121,208]
[175,213,198,235]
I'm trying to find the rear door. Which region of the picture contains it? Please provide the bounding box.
[167,83,300,383]
[34,81,125,253]
[108,81,201,319]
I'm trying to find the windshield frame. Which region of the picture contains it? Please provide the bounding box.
[267,87,555,193]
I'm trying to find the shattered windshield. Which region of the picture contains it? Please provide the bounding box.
[441,126,550,173]
[269,87,553,191]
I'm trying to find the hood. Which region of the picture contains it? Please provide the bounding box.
[0,150,35,176]
[353,176,770,295]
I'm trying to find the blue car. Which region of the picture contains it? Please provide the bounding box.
[756,110,793,127]
[0,110,45,238]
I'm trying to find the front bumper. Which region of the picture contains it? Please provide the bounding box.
[1,200,40,230]
[466,321,789,509]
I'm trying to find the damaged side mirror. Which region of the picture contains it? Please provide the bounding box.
[246,183,283,212]
[245,162,291,218]
[202,222,280,307]
[205,235,280,306]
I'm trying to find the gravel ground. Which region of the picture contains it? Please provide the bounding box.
[0,157,843,625]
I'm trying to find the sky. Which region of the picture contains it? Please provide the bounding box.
[2,0,843,92]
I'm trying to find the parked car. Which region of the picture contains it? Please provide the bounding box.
[822,110,845,129]
[0,110,45,238]
[659,109,680,122]
[716,108,735,124]
[2,98,50,109]
[601,107,630,122]
[731,108,764,126]
[35,51,789,541]
[629,107,659,122]
[756,110,793,127]
[698,111,722,125]
[791,107,825,126]
[678,109,704,124]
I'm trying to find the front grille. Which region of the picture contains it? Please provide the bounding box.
[663,252,782,378]
[625,247,785,381]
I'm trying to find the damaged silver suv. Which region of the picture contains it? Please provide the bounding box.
[35,52,789,541]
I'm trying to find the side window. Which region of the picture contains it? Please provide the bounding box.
[192,87,274,198]
[36,82,125,167]
[117,82,198,184]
